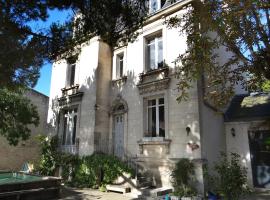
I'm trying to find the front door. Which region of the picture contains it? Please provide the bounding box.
[249,130,270,188]
[114,114,124,159]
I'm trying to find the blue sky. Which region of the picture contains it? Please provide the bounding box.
[31,9,73,96]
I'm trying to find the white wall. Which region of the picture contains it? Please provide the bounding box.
[110,7,204,190]
[47,37,101,155]
[225,122,253,187]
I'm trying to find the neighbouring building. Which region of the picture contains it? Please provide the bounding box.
[225,93,270,189]
[0,89,49,170]
[47,0,270,192]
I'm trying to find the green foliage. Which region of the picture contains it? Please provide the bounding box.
[70,154,134,188]
[214,152,249,200]
[36,136,133,188]
[262,80,270,92]
[166,1,270,107]
[36,135,59,176]
[0,88,39,146]
[171,158,197,197]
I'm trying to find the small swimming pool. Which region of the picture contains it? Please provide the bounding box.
[0,172,43,184]
[0,171,61,200]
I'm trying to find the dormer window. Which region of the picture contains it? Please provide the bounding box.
[149,0,166,14]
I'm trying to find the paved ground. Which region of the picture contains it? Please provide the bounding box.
[241,190,270,200]
[59,187,139,200]
[59,187,270,200]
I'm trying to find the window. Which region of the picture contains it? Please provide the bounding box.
[146,34,163,71]
[66,63,76,87]
[116,53,124,79]
[146,97,165,137]
[149,0,166,13]
[62,108,78,145]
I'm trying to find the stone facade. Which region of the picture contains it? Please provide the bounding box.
[0,89,49,170]
[47,0,245,192]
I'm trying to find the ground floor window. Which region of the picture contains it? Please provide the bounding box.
[62,108,78,145]
[249,130,270,188]
[146,97,165,137]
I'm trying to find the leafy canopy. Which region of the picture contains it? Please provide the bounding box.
[167,0,270,107]
[0,89,39,146]
[0,0,147,145]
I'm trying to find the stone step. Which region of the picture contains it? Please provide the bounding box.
[137,180,152,188]
[106,185,131,194]
[140,187,173,197]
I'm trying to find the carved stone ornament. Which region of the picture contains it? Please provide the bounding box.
[137,67,170,94]
[137,78,170,94]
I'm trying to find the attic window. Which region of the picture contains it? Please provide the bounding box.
[149,0,166,13]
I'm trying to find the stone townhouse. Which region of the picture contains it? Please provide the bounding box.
[47,0,270,191]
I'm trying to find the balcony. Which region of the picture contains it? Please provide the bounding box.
[137,66,170,94]
[59,138,79,155]
[58,84,83,106]
[111,75,127,87]
[61,84,79,96]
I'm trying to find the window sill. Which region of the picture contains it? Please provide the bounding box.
[137,138,171,154]
[61,84,80,96]
[137,67,170,94]
[112,76,127,86]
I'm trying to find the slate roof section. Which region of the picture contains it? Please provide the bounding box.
[224,93,270,122]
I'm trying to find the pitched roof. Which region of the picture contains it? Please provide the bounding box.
[224,93,270,122]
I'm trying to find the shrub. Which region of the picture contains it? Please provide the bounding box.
[36,135,59,176]
[72,153,134,188]
[171,158,197,197]
[214,152,249,200]
[36,136,134,188]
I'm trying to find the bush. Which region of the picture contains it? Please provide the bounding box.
[214,152,249,200]
[171,158,197,197]
[36,136,134,188]
[71,154,134,188]
[36,135,59,176]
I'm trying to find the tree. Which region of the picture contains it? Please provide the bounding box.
[166,0,270,107]
[0,88,39,145]
[49,0,147,58]
[0,0,147,145]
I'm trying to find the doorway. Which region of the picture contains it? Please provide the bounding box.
[249,130,270,188]
[114,114,124,159]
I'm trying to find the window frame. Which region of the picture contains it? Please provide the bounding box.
[61,107,78,145]
[148,0,166,14]
[116,53,124,79]
[145,31,163,72]
[66,62,77,87]
[145,96,165,137]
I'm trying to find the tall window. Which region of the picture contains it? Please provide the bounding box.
[66,63,76,87]
[146,34,163,71]
[146,97,165,137]
[149,0,166,13]
[116,53,124,78]
[62,108,78,145]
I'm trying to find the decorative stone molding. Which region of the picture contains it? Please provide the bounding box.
[137,78,170,94]
[61,84,80,96]
[137,138,171,154]
[58,84,83,107]
[137,67,170,94]
[111,95,128,114]
[112,76,128,87]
